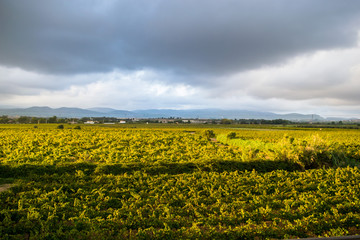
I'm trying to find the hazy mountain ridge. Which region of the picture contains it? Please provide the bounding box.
[0,106,335,121]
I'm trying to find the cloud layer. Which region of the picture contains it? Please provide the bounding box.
[1,0,360,117]
[1,0,360,75]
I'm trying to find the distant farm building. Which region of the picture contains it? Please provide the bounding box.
[190,120,208,124]
[159,119,175,123]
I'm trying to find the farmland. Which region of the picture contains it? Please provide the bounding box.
[1,124,360,239]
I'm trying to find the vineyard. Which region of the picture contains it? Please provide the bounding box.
[1,124,360,239]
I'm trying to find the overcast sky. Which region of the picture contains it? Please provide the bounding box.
[1,0,360,117]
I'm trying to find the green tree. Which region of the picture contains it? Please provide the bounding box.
[0,115,9,124]
[221,119,232,124]
[18,116,30,124]
[48,116,57,123]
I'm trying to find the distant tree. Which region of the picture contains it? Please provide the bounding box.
[0,115,9,124]
[58,118,66,123]
[39,118,47,123]
[48,116,57,123]
[18,116,31,124]
[30,117,38,124]
[221,119,232,124]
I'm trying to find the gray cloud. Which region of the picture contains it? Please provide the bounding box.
[212,46,360,105]
[1,0,360,78]
[1,0,360,118]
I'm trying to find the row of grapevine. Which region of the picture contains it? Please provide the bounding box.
[2,167,360,239]
[1,125,360,239]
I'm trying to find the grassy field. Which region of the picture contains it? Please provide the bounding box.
[1,123,360,239]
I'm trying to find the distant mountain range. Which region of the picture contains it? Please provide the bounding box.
[0,106,340,121]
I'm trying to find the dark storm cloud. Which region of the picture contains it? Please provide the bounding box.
[1,0,360,77]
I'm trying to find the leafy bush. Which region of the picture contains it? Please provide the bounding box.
[227,132,236,139]
[204,130,215,139]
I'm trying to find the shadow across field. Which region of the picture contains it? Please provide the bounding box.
[0,163,97,178]
[96,160,301,175]
[0,160,302,178]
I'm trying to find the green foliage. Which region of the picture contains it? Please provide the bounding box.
[2,167,360,239]
[204,129,215,139]
[220,118,232,124]
[18,116,31,124]
[0,115,10,124]
[57,124,64,129]
[48,116,57,123]
[217,132,360,170]
[227,132,236,139]
[0,125,360,239]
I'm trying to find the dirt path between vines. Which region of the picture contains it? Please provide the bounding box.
[210,138,225,146]
[0,184,13,192]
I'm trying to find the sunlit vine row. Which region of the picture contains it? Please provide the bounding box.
[2,167,360,239]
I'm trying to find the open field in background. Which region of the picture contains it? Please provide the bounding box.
[1,124,360,239]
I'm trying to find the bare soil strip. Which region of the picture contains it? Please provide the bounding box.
[0,184,13,192]
[210,138,225,146]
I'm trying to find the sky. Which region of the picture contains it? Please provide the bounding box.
[1,0,360,118]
